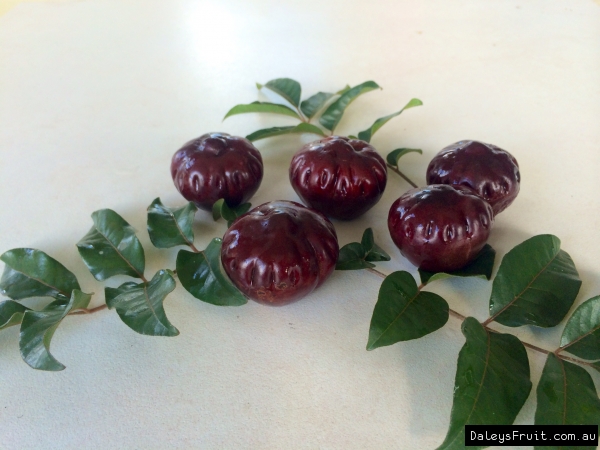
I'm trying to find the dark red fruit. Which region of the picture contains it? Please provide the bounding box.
[171,132,263,211]
[289,136,387,220]
[221,201,339,306]
[426,140,520,216]
[388,185,494,272]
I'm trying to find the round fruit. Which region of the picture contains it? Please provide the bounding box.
[426,140,520,216]
[221,200,339,306]
[171,132,263,211]
[289,136,387,220]
[388,185,494,272]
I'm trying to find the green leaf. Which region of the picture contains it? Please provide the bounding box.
[77,209,146,281]
[335,243,374,270]
[176,238,247,306]
[488,235,581,328]
[19,289,91,371]
[245,123,326,142]
[212,199,252,227]
[0,300,31,330]
[386,148,423,166]
[419,244,496,285]
[560,295,600,360]
[437,317,532,450]
[367,271,449,350]
[336,85,351,95]
[260,78,302,107]
[105,270,178,337]
[0,248,81,301]
[336,229,390,270]
[361,228,390,262]
[535,353,600,434]
[357,98,423,143]
[147,198,197,249]
[223,102,301,120]
[300,92,334,119]
[319,81,381,132]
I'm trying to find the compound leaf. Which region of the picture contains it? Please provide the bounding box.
[223,102,301,120]
[357,98,422,143]
[176,238,247,306]
[147,198,197,249]
[319,81,380,132]
[260,78,302,107]
[19,289,91,371]
[0,248,80,301]
[560,295,600,360]
[367,271,449,350]
[0,300,31,330]
[300,92,334,119]
[535,353,600,433]
[77,209,146,281]
[246,123,325,142]
[361,228,390,262]
[437,317,532,450]
[488,235,581,328]
[386,148,423,166]
[419,244,495,285]
[105,270,178,336]
[336,242,374,270]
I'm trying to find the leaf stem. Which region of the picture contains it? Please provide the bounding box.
[386,163,418,188]
[69,304,107,315]
[365,267,594,368]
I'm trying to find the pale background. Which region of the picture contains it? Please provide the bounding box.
[1,0,599,449]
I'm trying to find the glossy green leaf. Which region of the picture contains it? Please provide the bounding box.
[223,102,301,120]
[488,235,581,328]
[535,353,600,435]
[246,123,326,142]
[147,198,197,249]
[260,78,302,107]
[560,295,600,360]
[357,98,423,143]
[0,300,31,330]
[335,243,374,270]
[105,270,178,336]
[0,248,80,301]
[386,148,423,166]
[300,92,334,119]
[212,199,251,227]
[361,228,390,262]
[319,81,380,132]
[419,244,496,285]
[19,289,91,371]
[336,85,351,95]
[176,238,247,306]
[77,209,146,281]
[367,271,449,350]
[437,317,532,450]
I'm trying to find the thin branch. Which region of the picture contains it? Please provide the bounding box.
[386,163,418,188]
[556,352,596,368]
[69,304,107,315]
[363,266,594,367]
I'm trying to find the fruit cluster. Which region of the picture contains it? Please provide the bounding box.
[171,133,520,305]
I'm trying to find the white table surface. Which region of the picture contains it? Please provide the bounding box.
[1,0,599,448]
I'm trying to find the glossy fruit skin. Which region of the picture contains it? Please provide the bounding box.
[289,136,387,220]
[388,185,494,272]
[426,140,520,216]
[171,132,263,211]
[221,201,339,306]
